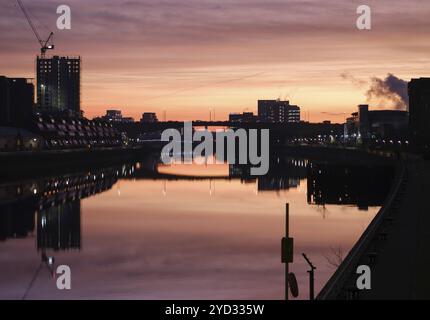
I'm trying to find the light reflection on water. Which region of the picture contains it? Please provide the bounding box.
[0,159,390,299]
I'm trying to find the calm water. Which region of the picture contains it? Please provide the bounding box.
[0,157,393,299]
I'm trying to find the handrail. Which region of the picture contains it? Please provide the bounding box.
[317,160,406,300]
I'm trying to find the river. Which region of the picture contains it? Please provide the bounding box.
[0,155,394,299]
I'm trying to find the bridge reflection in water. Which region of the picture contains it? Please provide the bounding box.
[0,156,395,246]
[0,155,395,299]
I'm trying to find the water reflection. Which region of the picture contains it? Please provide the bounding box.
[0,167,122,245]
[0,155,394,299]
[307,162,395,210]
[37,201,81,251]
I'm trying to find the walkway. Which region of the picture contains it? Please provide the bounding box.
[318,160,430,299]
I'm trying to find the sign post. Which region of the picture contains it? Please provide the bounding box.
[282,203,295,300]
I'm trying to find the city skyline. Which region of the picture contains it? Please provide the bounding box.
[1,0,430,123]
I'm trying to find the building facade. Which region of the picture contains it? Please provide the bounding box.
[98,110,134,123]
[408,78,430,146]
[0,76,34,127]
[345,104,409,141]
[258,100,300,123]
[37,56,81,114]
[30,114,121,149]
[103,110,123,122]
[0,127,41,151]
[140,112,158,123]
[229,112,257,123]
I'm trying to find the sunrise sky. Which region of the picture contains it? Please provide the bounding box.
[1,0,430,122]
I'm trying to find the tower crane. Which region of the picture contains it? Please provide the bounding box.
[16,0,54,58]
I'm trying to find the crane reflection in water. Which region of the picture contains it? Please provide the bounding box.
[0,155,395,299]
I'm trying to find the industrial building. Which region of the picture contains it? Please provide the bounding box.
[344,104,409,141]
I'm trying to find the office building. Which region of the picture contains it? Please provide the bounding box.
[0,76,34,127]
[99,110,134,123]
[37,56,81,114]
[408,78,430,145]
[104,110,123,122]
[140,112,158,123]
[258,100,300,123]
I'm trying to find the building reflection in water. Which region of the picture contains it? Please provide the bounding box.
[229,157,308,191]
[145,155,393,208]
[0,165,138,297]
[0,165,133,247]
[0,156,395,247]
[0,199,36,241]
[307,162,395,210]
[37,201,81,251]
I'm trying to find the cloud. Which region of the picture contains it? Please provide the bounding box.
[340,72,367,87]
[366,73,408,110]
[2,0,430,120]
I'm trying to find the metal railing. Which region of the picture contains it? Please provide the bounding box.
[316,161,407,300]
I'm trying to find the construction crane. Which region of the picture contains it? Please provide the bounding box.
[16,0,54,58]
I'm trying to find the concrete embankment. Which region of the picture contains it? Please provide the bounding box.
[362,160,430,299]
[318,159,430,299]
[0,147,151,179]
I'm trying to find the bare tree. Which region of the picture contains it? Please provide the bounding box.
[322,246,344,269]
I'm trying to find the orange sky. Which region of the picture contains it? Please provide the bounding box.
[1,0,430,123]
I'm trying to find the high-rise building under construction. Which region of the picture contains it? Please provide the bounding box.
[37,55,81,114]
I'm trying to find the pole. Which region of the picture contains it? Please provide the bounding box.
[302,253,316,300]
[309,268,315,300]
[282,203,295,300]
[285,203,289,301]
